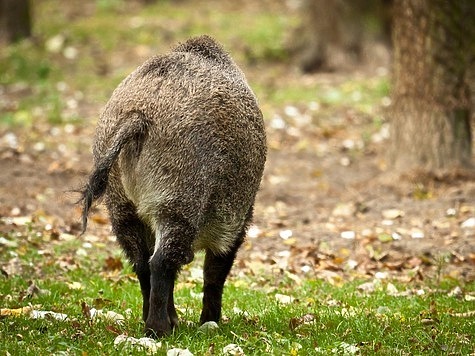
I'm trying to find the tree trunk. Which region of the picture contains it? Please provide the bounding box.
[0,0,32,44]
[389,0,474,173]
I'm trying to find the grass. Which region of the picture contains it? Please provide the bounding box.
[0,0,387,129]
[0,0,390,169]
[1,218,474,355]
[1,1,294,122]
[1,1,472,355]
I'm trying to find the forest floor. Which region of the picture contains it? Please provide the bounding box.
[1,0,474,289]
[1,68,474,287]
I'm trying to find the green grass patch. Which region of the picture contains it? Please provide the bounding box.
[0,0,297,130]
[1,220,473,355]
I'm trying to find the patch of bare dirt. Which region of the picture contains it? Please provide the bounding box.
[1,95,474,284]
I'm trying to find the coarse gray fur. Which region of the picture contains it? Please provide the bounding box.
[80,35,266,337]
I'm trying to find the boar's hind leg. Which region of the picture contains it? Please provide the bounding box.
[105,186,153,323]
[145,216,196,337]
[167,286,179,328]
[200,228,245,324]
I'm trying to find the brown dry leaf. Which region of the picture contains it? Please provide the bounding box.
[449,310,475,318]
[357,281,377,293]
[81,301,91,320]
[3,257,23,276]
[382,262,402,271]
[47,160,61,173]
[317,270,343,285]
[106,324,122,335]
[57,256,78,271]
[25,281,48,298]
[103,256,123,272]
[421,318,436,325]
[429,300,438,319]
[406,257,423,268]
[289,313,316,331]
[1,305,37,317]
[93,298,113,309]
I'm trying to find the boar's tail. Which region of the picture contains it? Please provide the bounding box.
[80,111,150,234]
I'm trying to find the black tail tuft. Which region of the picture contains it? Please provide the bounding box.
[80,159,113,234]
[79,111,150,234]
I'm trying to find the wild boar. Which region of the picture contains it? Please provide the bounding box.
[80,35,266,337]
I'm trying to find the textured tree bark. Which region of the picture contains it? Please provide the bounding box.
[0,0,31,44]
[389,0,474,173]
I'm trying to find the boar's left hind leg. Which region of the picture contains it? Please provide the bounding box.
[200,229,245,324]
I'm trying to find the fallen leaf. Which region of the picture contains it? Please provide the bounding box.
[289,313,316,330]
[377,233,393,243]
[198,321,219,334]
[90,308,125,325]
[103,256,123,272]
[105,324,122,335]
[449,310,475,318]
[382,209,404,220]
[91,214,109,225]
[31,310,68,321]
[386,283,398,295]
[275,293,295,304]
[332,342,359,355]
[410,229,425,239]
[447,286,463,297]
[223,344,245,355]
[167,348,194,356]
[3,257,23,276]
[461,217,475,228]
[93,298,113,309]
[26,281,50,298]
[0,237,18,248]
[2,216,31,226]
[81,301,91,320]
[1,305,36,317]
[332,203,356,217]
[357,280,381,293]
[114,334,162,353]
[340,231,356,239]
[67,282,84,290]
[465,295,475,302]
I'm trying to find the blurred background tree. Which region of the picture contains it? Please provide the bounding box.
[291,0,473,174]
[388,0,474,174]
[0,0,32,44]
[289,0,392,72]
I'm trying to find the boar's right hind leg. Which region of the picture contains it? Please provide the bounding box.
[145,216,196,338]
